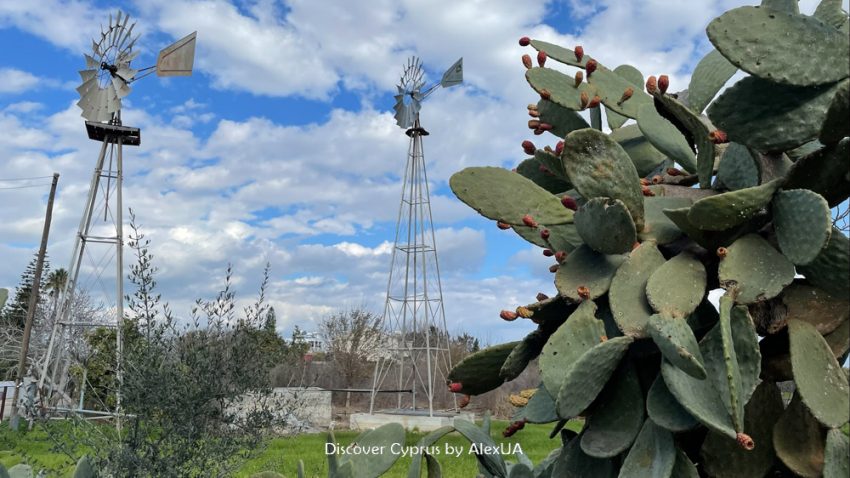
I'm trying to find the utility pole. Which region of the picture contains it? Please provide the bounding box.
[10,173,59,430]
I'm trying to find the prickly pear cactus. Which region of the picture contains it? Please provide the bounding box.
[446,2,850,476]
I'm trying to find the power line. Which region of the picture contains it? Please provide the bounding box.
[0,175,55,181]
[0,183,52,190]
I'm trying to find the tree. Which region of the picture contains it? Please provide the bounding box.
[318,308,383,396]
[1,254,49,329]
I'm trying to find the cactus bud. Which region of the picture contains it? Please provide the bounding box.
[500,310,519,321]
[641,185,655,197]
[600,335,608,342]
[497,221,511,230]
[555,250,567,263]
[516,306,533,318]
[646,75,658,94]
[709,130,728,144]
[538,122,553,131]
[522,54,533,69]
[587,95,601,109]
[519,36,530,47]
[527,103,538,111]
[736,433,755,451]
[449,382,463,393]
[574,45,584,62]
[652,175,663,184]
[533,128,544,135]
[458,394,471,408]
[561,195,578,210]
[537,50,547,67]
[528,108,540,118]
[540,89,551,100]
[585,59,597,76]
[522,140,536,155]
[658,75,669,94]
[555,140,564,155]
[577,286,590,299]
[549,264,559,273]
[522,214,538,228]
[543,249,554,257]
[580,91,590,110]
[574,70,583,87]
[536,292,549,301]
[540,228,550,240]
[617,87,634,105]
[666,167,682,176]
[528,119,541,130]
[717,247,728,259]
[632,241,641,251]
[640,178,651,186]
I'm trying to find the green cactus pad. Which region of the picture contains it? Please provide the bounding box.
[636,104,697,174]
[716,142,759,191]
[501,329,547,381]
[513,386,558,424]
[774,392,827,478]
[579,362,644,458]
[535,149,568,180]
[761,0,799,13]
[586,63,653,119]
[798,227,850,298]
[779,283,850,335]
[649,312,707,379]
[526,67,598,111]
[820,79,849,144]
[539,300,605,397]
[605,65,643,129]
[789,318,850,428]
[556,336,633,419]
[672,450,699,478]
[688,178,781,231]
[704,297,750,431]
[512,222,581,252]
[701,380,785,478]
[447,341,519,395]
[707,6,850,86]
[617,419,676,478]
[551,432,617,478]
[708,75,843,152]
[529,40,590,68]
[560,128,645,229]
[605,106,627,130]
[590,104,602,130]
[555,245,626,301]
[688,49,738,114]
[653,93,716,188]
[718,234,795,304]
[646,252,706,317]
[637,196,691,245]
[784,139,850,208]
[408,425,454,478]
[609,242,667,338]
[517,157,571,195]
[450,167,574,226]
[773,189,832,265]
[824,318,850,361]
[573,197,636,254]
[537,99,591,140]
[608,124,669,177]
[663,206,770,252]
[825,428,850,478]
[647,374,699,432]
[814,0,849,26]
[453,419,507,477]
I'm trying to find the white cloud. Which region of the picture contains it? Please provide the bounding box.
[0,68,41,93]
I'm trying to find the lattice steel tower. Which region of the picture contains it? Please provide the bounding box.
[369,57,463,416]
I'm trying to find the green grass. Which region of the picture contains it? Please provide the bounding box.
[1,419,579,477]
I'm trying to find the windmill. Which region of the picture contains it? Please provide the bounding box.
[367,56,463,418]
[37,11,196,427]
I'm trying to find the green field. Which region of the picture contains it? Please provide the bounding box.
[1,419,581,477]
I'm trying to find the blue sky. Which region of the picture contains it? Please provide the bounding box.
[0,0,846,343]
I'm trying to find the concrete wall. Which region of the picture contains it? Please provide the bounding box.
[272,387,332,428]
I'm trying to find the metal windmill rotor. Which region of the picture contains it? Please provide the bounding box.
[393,56,463,129]
[76,10,197,123]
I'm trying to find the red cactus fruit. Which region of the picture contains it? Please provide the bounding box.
[458,394,471,408]
[577,286,590,299]
[658,75,670,94]
[528,109,539,118]
[640,178,651,186]
[618,87,634,105]
[585,59,598,76]
[580,91,590,110]
[519,36,531,47]
[500,310,519,321]
[533,128,544,135]
[522,140,536,155]
[537,50,547,67]
[561,195,578,210]
[555,251,567,263]
[641,185,655,197]
[540,228,551,240]
[543,249,554,257]
[522,54,532,69]
[528,119,541,130]
[710,130,728,144]
[540,89,551,100]
[587,95,601,109]
[522,214,538,228]
[666,167,682,176]
[646,75,658,94]
[652,175,663,184]
[497,221,511,230]
[536,292,549,301]
[549,264,559,273]
[737,433,755,451]
[574,70,584,87]
[449,382,463,393]
[717,247,728,259]
[574,45,584,62]
[555,141,564,155]
[538,123,553,131]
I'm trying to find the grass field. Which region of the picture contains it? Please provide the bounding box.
[1,418,581,477]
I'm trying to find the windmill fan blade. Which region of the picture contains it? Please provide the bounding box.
[76,75,98,96]
[116,66,137,82]
[92,39,100,57]
[118,48,140,64]
[117,22,135,52]
[78,69,97,83]
[84,54,98,69]
[440,57,463,88]
[156,31,197,77]
[112,75,132,98]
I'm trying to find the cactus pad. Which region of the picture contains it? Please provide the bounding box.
[573,197,636,254]
[773,392,827,478]
[637,104,697,173]
[551,432,617,477]
[453,419,507,477]
[517,157,571,195]
[447,341,519,395]
[688,49,738,114]
[586,63,653,119]
[580,362,643,458]
[608,124,668,177]
[555,245,625,301]
[555,336,633,419]
[789,318,850,428]
[606,65,644,129]
[653,93,716,188]
[513,386,558,424]
[649,312,707,379]
[609,242,666,338]
[797,227,850,298]
[501,329,548,381]
[773,188,832,265]
[688,178,782,231]
[560,128,645,229]
[716,142,759,191]
[617,419,676,478]
[526,67,598,111]
[718,233,795,304]
[784,139,850,208]
[539,300,605,397]
[707,6,850,86]
[646,252,706,317]
[825,428,850,478]
[529,40,590,68]
[647,374,698,432]
[820,79,849,144]
[537,98,592,139]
